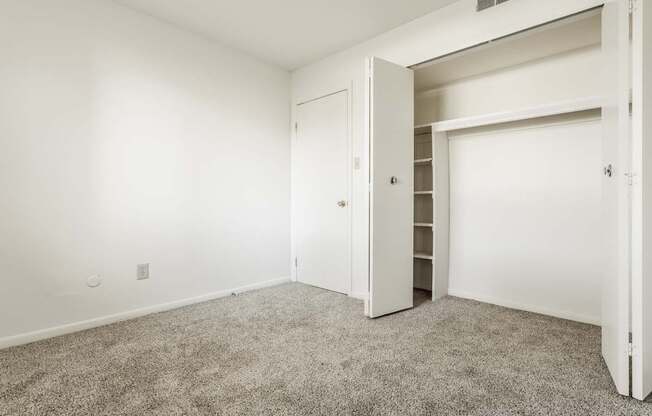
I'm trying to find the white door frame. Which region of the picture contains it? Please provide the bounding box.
[631,0,652,400]
[291,85,354,296]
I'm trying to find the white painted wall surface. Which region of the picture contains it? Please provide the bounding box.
[0,0,290,343]
[447,114,603,324]
[415,45,601,125]
[291,0,603,299]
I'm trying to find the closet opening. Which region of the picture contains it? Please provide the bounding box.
[407,7,603,308]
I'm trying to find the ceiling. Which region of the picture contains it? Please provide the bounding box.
[114,0,459,70]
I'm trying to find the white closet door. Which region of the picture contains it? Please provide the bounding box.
[632,0,652,401]
[367,57,414,318]
[295,91,350,294]
[601,0,631,397]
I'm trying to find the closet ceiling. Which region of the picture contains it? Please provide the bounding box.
[113,0,458,70]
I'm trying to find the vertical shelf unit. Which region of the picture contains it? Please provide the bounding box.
[413,124,450,299]
[413,125,433,291]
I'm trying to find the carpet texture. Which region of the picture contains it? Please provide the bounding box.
[1,283,651,415]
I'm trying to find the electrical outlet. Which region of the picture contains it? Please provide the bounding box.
[137,263,150,280]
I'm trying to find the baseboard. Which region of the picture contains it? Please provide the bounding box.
[349,291,368,301]
[447,288,600,326]
[0,276,291,350]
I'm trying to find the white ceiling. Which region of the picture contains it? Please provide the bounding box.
[114,0,459,70]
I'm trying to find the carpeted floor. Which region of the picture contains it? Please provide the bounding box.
[1,283,652,416]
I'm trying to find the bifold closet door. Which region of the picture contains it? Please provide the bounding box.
[367,57,414,318]
[632,0,652,401]
[601,0,632,397]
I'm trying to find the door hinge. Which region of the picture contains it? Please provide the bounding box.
[628,342,634,357]
[294,257,298,268]
[295,122,298,134]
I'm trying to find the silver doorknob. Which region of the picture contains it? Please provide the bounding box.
[337,200,347,208]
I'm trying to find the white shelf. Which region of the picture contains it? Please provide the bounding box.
[414,191,433,195]
[414,158,433,165]
[431,96,603,132]
[414,253,433,261]
[414,223,433,228]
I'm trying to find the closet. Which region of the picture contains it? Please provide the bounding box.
[412,9,605,311]
[366,0,652,401]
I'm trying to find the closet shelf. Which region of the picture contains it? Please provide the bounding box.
[414,253,433,261]
[414,191,433,195]
[414,158,433,165]
[414,223,433,228]
[430,96,603,133]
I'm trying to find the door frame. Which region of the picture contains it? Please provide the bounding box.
[291,85,354,296]
[631,0,651,400]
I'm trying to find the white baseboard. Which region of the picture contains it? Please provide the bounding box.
[447,288,600,326]
[349,291,368,301]
[0,276,291,350]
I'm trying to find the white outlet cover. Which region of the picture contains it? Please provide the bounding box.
[87,275,102,288]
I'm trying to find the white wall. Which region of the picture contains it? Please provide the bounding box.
[0,0,290,343]
[291,0,603,299]
[447,114,603,324]
[415,45,601,124]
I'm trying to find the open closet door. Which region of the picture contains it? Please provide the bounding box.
[601,0,631,397]
[367,57,414,318]
[632,0,652,401]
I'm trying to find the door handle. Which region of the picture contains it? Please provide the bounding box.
[337,200,348,208]
[390,176,398,185]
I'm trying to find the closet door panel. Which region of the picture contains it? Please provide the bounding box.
[367,57,414,318]
[601,0,631,397]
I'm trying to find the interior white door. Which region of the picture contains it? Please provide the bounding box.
[601,0,631,397]
[631,0,652,401]
[367,57,414,318]
[294,91,350,294]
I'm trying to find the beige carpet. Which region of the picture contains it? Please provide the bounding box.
[1,283,652,415]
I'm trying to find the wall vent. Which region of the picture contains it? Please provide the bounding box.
[477,0,511,12]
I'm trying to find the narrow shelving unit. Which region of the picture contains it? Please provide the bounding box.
[413,125,434,292]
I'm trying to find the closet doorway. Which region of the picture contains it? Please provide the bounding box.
[293,91,351,294]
